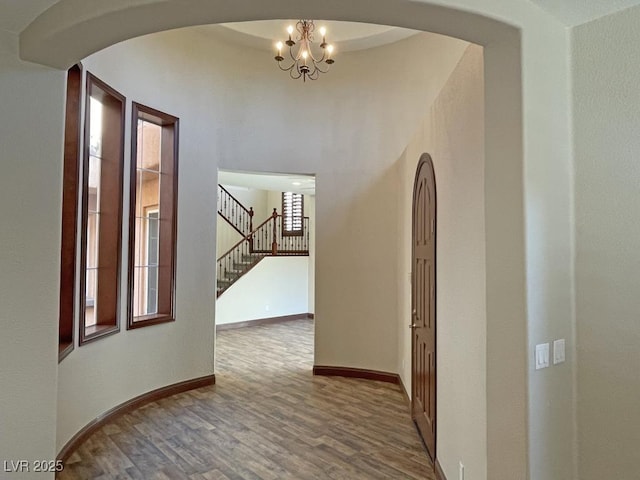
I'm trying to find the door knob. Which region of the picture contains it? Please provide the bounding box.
[409,323,418,329]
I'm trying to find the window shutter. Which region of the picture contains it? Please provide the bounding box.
[282,192,304,235]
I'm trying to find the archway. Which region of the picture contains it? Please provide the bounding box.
[21,2,527,479]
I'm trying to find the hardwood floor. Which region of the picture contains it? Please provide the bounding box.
[58,319,434,479]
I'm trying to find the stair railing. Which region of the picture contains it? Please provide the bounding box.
[217,184,254,236]
[250,209,310,255]
[216,214,274,296]
[216,208,311,296]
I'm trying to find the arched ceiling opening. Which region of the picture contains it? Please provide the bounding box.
[20,0,518,69]
[16,2,529,479]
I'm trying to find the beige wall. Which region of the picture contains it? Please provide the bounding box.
[216,256,309,325]
[0,29,64,478]
[397,44,487,480]
[573,6,640,479]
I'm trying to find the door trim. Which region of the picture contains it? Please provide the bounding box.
[411,152,437,461]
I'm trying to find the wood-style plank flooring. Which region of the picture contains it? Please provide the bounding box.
[59,319,434,479]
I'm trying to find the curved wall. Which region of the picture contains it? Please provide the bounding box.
[56,27,469,452]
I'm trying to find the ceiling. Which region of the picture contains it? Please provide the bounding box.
[0,0,58,33]
[213,20,419,52]
[7,0,640,37]
[218,170,316,195]
[528,0,640,26]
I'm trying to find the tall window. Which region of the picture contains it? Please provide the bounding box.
[59,64,82,361]
[282,192,304,236]
[128,103,179,329]
[79,74,125,344]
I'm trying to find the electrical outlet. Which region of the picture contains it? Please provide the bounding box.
[459,462,465,480]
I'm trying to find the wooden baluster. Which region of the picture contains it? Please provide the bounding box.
[271,208,278,255]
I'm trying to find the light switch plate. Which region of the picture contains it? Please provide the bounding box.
[535,343,550,370]
[553,339,566,365]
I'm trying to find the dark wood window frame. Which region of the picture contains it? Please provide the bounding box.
[127,102,179,329]
[59,64,83,361]
[282,191,304,237]
[78,73,126,345]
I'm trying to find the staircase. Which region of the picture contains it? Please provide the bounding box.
[216,251,265,296]
[216,186,310,297]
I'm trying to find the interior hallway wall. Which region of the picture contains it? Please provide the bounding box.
[0,29,65,476]
[396,44,486,480]
[573,6,640,479]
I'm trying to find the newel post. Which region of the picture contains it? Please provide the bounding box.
[271,208,278,255]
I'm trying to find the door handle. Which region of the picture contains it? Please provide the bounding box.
[409,323,418,329]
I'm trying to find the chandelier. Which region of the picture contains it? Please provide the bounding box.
[274,20,335,82]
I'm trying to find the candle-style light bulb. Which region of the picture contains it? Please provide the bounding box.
[319,26,328,48]
[326,44,335,64]
[286,24,295,46]
[275,41,283,60]
[301,50,308,59]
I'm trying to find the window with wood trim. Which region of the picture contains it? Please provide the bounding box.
[282,192,304,236]
[59,64,82,361]
[79,73,125,344]
[127,103,179,329]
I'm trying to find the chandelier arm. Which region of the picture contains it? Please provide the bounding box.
[289,46,301,62]
[289,68,302,80]
[277,61,297,72]
[312,61,329,74]
[306,45,321,63]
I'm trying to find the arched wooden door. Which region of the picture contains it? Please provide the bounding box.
[411,153,437,460]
